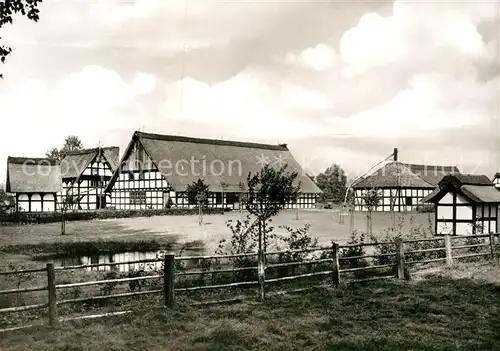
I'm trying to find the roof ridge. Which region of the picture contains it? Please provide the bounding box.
[398,162,459,171]
[390,162,434,187]
[65,146,119,156]
[134,131,289,151]
[7,156,59,165]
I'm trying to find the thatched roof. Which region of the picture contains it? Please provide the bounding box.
[106,131,321,193]
[60,147,119,179]
[439,174,491,187]
[423,174,499,203]
[6,157,62,193]
[352,162,458,189]
[402,163,460,186]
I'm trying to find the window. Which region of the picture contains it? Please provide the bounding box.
[139,172,145,180]
[215,192,222,204]
[405,197,412,206]
[128,173,135,181]
[130,190,146,205]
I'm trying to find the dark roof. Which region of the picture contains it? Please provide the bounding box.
[439,174,491,187]
[461,185,500,203]
[134,132,290,151]
[423,174,498,203]
[106,131,321,193]
[6,156,62,193]
[493,172,500,180]
[352,162,460,189]
[60,147,119,179]
[402,163,460,186]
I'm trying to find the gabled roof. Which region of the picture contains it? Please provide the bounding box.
[352,162,460,189]
[423,174,499,203]
[6,157,62,193]
[60,147,119,179]
[105,131,321,193]
[439,174,491,187]
[493,172,500,180]
[401,163,460,186]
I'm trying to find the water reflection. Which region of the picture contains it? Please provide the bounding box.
[53,249,201,272]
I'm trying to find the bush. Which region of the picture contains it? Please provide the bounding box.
[0,207,225,225]
[415,204,435,213]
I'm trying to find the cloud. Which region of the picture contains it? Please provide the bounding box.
[0,0,499,185]
[0,65,160,182]
[283,43,337,71]
[132,72,157,95]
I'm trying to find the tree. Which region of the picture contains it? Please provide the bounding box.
[246,164,301,251]
[315,164,347,203]
[0,184,6,203]
[186,179,209,207]
[363,188,381,236]
[246,164,301,300]
[246,164,301,223]
[1,0,42,78]
[45,135,84,162]
[186,179,210,225]
[0,185,6,213]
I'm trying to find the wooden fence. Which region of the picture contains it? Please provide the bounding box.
[1,233,498,332]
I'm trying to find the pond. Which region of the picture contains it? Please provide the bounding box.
[41,248,204,272]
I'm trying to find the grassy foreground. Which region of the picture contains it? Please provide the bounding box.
[2,260,500,351]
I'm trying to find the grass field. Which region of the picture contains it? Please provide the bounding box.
[0,210,434,255]
[1,259,499,350]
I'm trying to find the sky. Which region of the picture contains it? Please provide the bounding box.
[0,0,499,184]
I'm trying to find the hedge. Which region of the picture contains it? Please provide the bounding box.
[0,207,227,225]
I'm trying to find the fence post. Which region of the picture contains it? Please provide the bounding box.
[331,243,340,285]
[349,206,354,233]
[444,234,452,266]
[46,263,57,326]
[164,254,175,308]
[395,238,405,279]
[489,232,496,259]
[61,210,65,235]
[257,249,265,301]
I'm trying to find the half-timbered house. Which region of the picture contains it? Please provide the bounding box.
[59,147,119,210]
[6,157,62,212]
[105,131,321,210]
[423,174,500,235]
[352,152,459,212]
[492,173,500,190]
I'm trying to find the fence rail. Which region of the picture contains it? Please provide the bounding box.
[1,233,498,333]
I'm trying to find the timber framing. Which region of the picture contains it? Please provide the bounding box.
[105,131,322,210]
[59,147,119,211]
[352,160,460,212]
[423,174,500,236]
[6,157,62,213]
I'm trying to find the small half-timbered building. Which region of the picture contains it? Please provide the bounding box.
[59,147,119,210]
[105,131,321,210]
[423,174,500,235]
[352,158,459,212]
[6,157,62,212]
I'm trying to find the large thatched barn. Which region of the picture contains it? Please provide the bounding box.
[352,153,459,212]
[105,131,321,210]
[5,157,62,212]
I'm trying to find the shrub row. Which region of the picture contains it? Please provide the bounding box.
[0,207,226,225]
